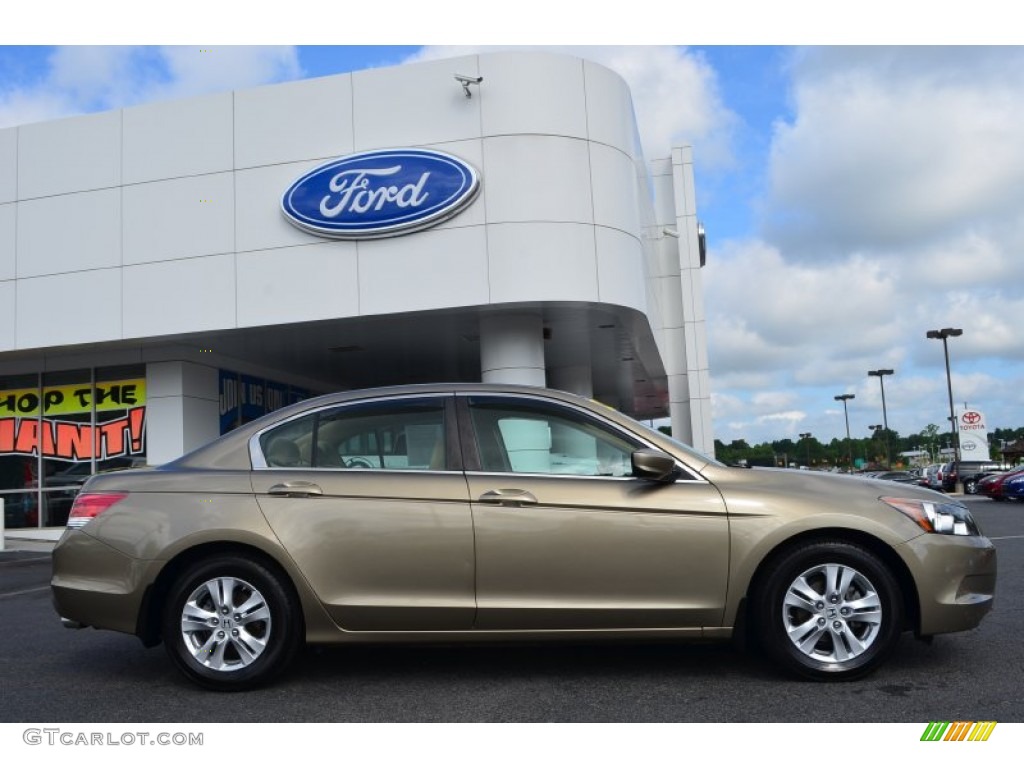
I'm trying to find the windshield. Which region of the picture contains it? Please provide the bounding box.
[657,431,725,468]
[614,413,725,469]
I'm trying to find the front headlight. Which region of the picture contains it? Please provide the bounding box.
[881,496,981,536]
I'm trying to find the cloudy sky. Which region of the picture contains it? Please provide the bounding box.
[2,28,1021,447]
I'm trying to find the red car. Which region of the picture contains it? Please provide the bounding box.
[979,465,1024,500]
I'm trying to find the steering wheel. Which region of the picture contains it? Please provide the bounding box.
[345,457,373,469]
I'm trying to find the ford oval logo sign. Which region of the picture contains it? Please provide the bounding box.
[281,148,480,239]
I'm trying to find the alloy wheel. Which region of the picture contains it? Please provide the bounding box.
[179,577,272,671]
[781,563,883,664]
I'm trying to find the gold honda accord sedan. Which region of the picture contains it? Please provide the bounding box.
[52,384,996,690]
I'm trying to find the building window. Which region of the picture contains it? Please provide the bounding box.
[0,366,147,529]
[219,369,312,435]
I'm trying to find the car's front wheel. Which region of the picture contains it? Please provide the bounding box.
[753,540,903,681]
[965,479,978,494]
[161,555,301,691]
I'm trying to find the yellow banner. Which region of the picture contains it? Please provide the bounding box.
[0,379,147,418]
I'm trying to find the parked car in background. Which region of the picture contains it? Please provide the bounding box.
[919,464,943,490]
[942,461,1003,494]
[1001,472,1024,501]
[979,465,1024,500]
[51,384,997,691]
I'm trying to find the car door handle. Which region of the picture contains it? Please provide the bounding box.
[478,489,538,506]
[267,482,323,497]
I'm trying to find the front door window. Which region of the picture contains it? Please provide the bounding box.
[468,398,638,477]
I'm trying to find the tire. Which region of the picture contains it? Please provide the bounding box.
[752,540,903,681]
[162,555,301,691]
[965,479,978,495]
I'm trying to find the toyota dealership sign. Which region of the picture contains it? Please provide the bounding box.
[281,148,480,239]
[957,409,991,461]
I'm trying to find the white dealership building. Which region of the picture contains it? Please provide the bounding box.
[0,50,711,528]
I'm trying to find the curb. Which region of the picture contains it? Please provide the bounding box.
[2,527,63,554]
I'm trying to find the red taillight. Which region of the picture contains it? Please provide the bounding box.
[67,492,128,529]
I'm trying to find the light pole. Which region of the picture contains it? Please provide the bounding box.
[926,328,963,491]
[868,369,894,467]
[834,394,855,471]
[799,432,812,468]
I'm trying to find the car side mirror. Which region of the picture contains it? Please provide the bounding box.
[631,449,680,482]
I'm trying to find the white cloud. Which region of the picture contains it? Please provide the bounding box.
[407,45,737,165]
[900,230,1017,292]
[751,391,798,410]
[705,228,1024,442]
[155,46,301,100]
[757,410,807,424]
[0,46,301,129]
[710,391,746,420]
[704,239,904,375]
[706,47,1024,445]
[766,47,1024,258]
[0,87,67,128]
[47,47,139,106]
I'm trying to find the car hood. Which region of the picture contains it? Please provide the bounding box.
[697,464,951,542]
[705,465,949,501]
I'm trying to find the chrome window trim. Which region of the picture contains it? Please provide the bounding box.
[251,467,457,476]
[248,389,708,485]
[463,470,708,485]
[249,393,451,470]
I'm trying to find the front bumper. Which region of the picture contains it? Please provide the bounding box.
[897,533,997,636]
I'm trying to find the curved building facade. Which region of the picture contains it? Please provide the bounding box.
[0,51,711,529]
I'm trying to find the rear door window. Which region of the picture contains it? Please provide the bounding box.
[258,398,450,471]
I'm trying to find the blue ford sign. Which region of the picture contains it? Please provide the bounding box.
[281,148,480,239]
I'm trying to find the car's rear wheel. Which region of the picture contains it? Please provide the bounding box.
[753,540,903,681]
[162,555,301,691]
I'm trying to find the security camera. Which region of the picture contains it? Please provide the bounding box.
[454,73,483,97]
